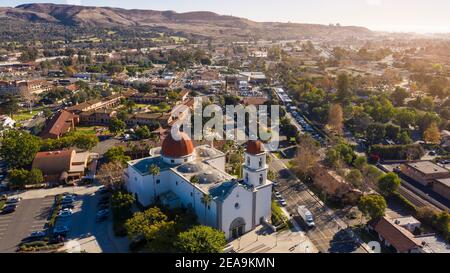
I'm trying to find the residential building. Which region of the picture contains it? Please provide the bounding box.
[432,178,450,201]
[66,94,124,114]
[124,135,273,240]
[79,109,117,126]
[40,110,79,139]
[31,149,95,184]
[0,79,52,95]
[401,161,450,186]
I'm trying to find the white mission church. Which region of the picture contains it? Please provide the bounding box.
[124,132,273,240]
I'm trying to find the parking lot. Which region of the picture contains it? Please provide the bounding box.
[0,186,129,253]
[0,197,53,253]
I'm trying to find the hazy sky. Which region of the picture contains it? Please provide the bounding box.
[2,0,450,33]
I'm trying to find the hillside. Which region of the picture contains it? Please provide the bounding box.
[0,3,373,40]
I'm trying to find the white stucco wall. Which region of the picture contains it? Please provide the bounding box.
[220,186,254,239]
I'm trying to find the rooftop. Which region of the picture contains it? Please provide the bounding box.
[406,161,449,175]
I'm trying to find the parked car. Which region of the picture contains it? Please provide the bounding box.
[1,204,17,214]
[279,199,287,207]
[58,209,73,218]
[6,197,22,204]
[96,209,110,218]
[97,186,111,194]
[29,231,46,239]
[53,226,69,235]
[61,203,75,210]
[274,192,282,199]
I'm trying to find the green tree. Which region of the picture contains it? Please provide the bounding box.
[175,225,227,253]
[104,146,131,164]
[7,169,29,189]
[391,87,409,106]
[125,207,176,252]
[149,164,160,201]
[358,194,387,220]
[354,156,368,170]
[112,192,135,213]
[378,172,401,196]
[74,135,99,151]
[336,72,352,104]
[109,118,126,134]
[346,169,364,189]
[27,168,43,185]
[0,130,41,169]
[135,126,151,140]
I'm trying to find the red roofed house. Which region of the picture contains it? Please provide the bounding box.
[40,110,79,139]
[32,149,92,184]
[367,216,424,253]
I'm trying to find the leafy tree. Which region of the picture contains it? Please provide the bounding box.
[125,207,176,252]
[358,194,387,220]
[366,123,386,145]
[109,118,126,134]
[73,134,98,151]
[391,87,409,106]
[398,131,413,145]
[112,192,135,212]
[327,104,344,136]
[346,169,364,189]
[354,156,368,170]
[0,94,20,117]
[336,73,352,104]
[27,168,43,185]
[378,172,401,196]
[149,164,160,200]
[104,146,131,164]
[423,122,441,144]
[292,135,320,178]
[362,165,384,188]
[97,161,126,191]
[175,225,227,253]
[394,108,418,129]
[0,130,41,169]
[7,169,29,189]
[135,126,151,140]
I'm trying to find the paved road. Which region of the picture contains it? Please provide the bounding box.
[269,154,367,253]
[0,197,53,253]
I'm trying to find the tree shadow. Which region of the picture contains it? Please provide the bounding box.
[328,228,358,253]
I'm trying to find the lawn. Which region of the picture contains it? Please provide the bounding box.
[72,126,106,136]
[0,199,5,210]
[148,104,170,113]
[13,109,42,122]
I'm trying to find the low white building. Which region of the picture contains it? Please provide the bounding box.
[124,133,273,240]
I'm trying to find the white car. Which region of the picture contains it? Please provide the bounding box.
[275,192,282,199]
[279,199,287,207]
[58,209,73,218]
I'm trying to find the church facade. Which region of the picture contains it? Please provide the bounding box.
[124,132,273,240]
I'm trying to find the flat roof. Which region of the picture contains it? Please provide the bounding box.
[406,161,449,175]
[435,178,450,188]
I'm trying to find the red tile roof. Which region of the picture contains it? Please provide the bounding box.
[40,110,77,139]
[370,217,422,253]
[246,140,265,155]
[161,132,194,158]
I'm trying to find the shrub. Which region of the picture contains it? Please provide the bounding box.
[370,144,425,160]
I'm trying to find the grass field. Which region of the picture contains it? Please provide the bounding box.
[148,104,171,113]
[13,109,42,122]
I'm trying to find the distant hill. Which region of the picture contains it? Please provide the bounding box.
[0,3,374,40]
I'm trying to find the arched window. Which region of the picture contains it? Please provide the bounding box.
[259,158,262,168]
[247,156,250,165]
[245,173,249,182]
[259,174,264,184]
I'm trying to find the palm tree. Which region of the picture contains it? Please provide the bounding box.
[237,145,245,179]
[190,176,200,212]
[149,164,160,201]
[201,194,212,226]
